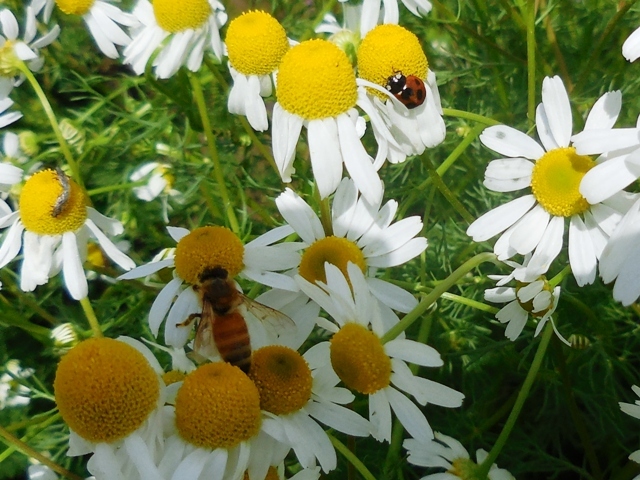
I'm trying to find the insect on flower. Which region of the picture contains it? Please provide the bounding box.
[52,167,70,218]
[386,72,427,109]
[186,266,296,372]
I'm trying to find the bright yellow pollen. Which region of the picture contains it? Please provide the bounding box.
[0,40,20,77]
[357,24,428,100]
[173,226,245,285]
[54,338,160,443]
[277,39,357,120]
[243,467,279,480]
[19,169,88,236]
[153,0,212,33]
[330,323,391,395]
[299,236,366,284]
[249,346,312,415]
[86,243,106,268]
[175,362,261,449]
[226,11,289,76]
[530,147,594,217]
[162,370,186,385]
[55,0,95,15]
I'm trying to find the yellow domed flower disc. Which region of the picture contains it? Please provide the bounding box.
[55,0,95,16]
[173,226,245,285]
[248,346,312,415]
[531,147,594,217]
[226,11,289,76]
[330,323,391,395]
[299,236,366,284]
[357,24,428,100]
[175,362,261,449]
[19,169,88,236]
[277,39,358,120]
[153,0,212,33]
[54,338,160,443]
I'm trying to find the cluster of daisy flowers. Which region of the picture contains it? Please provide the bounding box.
[2,0,640,479]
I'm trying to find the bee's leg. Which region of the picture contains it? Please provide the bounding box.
[178,313,201,327]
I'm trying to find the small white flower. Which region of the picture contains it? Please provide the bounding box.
[0,7,59,99]
[124,0,226,79]
[404,432,515,480]
[32,0,137,59]
[0,359,33,408]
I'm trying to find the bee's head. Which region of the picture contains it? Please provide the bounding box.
[199,266,228,282]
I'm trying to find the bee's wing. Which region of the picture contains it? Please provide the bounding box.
[241,295,296,337]
[193,299,220,359]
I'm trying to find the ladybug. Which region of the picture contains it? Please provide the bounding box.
[385,72,426,109]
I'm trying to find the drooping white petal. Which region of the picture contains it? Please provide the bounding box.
[62,231,88,300]
[568,215,597,286]
[308,118,343,199]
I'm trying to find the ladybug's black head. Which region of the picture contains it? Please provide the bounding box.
[386,72,406,94]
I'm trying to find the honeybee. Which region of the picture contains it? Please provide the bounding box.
[188,266,295,372]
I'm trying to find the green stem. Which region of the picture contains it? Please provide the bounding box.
[442,108,501,126]
[0,423,83,480]
[79,297,102,338]
[328,433,376,480]
[436,124,485,177]
[423,155,475,224]
[188,72,240,234]
[381,252,498,343]
[87,180,147,196]
[204,58,280,178]
[319,197,333,237]
[477,321,554,476]
[17,62,82,186]
[526,0,537,126]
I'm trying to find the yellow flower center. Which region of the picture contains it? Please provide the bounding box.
[277,39,357,120]
[515,279,553,318]
[19,169,88,235]
[153,0,212,33]
[162,370,186,385]
[226,11,289,76]
[0,40,20,78]
[449,457,478,479]
[357,24,428,100]
[299,236,366,284]
[173,226,245,285]
[54,338,160,443]
[330,323,391,395]
[175,362,261,449]
[248,346,312,415]
[86,243,106,268]
[530,147,594,217]
[55,0,95,15]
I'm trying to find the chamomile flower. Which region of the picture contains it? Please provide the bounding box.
[123,0,226,79]
[273,38,390,204]
[358,0,432,36]
[159,362,285,480]
[484,256,563,342]
[467,76,631,286]
[274,178,426,316]
[356,24,446,164]
[251,344,370,473]
[130,161,183,223]
[0,7,59,99]
[597,196,640,306]
[404,432,515,480]
[118,225,302,351]
[31,0,137,59]
[298,262,464,443]
[225,11,289,132]
[54,336,166,480]
[620,385,640,474]
[0,169,135,300]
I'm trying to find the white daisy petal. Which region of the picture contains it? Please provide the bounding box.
[623,25,640,61]
[386,386,433,443]
[480,125,545,160]
[584,91,622,131]
[541,75,572,147]
[568,215,597,286]
[308,118,343,199]
[508,204,550,255]
[385,339,443,367]
[62,231,88,300]
[467,195,536,242]
[535,102,560,152]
